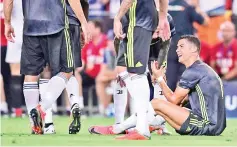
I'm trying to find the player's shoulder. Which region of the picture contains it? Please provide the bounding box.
[183,60,204,76]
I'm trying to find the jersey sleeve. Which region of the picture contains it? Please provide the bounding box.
[178,68,200,89]
[167,13,176,37]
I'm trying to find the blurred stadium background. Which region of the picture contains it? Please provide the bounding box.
[1,0,237,146]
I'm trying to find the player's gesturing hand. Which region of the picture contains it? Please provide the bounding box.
[114,17,126,40]
[81,23,92,44]
[153,17,171,41]
[151,61,166,80]
[158,16,171,41]
[4,23,15,43]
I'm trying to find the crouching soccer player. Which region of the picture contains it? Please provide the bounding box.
[151,35,226,136]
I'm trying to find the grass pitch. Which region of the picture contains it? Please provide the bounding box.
[1,117,237,146]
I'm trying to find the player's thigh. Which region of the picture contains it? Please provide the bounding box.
[151,99,190,127]
[47,29,74,76]
[20,35,46,76]
[70,25,82,68]
[126,27,152,74]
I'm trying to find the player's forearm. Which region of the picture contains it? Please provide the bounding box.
[114,0,134,20]
[158,0,168,18]
[68,0,87,25]
[157,39,170,68]
[3,0,13,25]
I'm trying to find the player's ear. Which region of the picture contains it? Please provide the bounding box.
[190,46,198,53]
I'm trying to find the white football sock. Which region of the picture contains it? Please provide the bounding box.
[115,102,165,134]
[113,76,127,124]
[153,82,167,100]
[23,82,39,114]
[147,102,165,126]
[40,73,67,112]
[39,79,49,95]
[39,79,54,124]
[45,108,53,124]
[113,114,137,134]
[129,95,136,115]
[66,76,83,108]
[23,82,39,127]
[151,83,166,126]
[120,71,150,136]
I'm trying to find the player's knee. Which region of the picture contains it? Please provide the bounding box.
[151,99,164,111]
[61,72,73,80]
[24,75,39,82]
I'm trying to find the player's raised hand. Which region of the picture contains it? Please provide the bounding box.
[156,16,171,41]
[81,22,92,44]
[151,61,166,80]
[113,17,126,40]
[4,23,15,43]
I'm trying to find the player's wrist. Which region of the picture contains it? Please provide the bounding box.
[156,76,164,83]
[4,21,11,26]
[114,15,121,21]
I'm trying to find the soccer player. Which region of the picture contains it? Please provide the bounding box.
[151,35,226,136]
[4,0,91,134]
[42,0,90,134]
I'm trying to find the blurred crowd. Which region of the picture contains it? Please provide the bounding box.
[1,0,237,118]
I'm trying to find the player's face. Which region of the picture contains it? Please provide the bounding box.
[176,39,191,63]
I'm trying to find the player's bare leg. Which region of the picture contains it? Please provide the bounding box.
[151,99,190,130]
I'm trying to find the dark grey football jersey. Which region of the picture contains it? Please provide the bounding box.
[22,0,67,36]
[121,0,158,31]
[179,60,226,135]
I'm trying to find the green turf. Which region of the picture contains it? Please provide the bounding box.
[1,117,237,146]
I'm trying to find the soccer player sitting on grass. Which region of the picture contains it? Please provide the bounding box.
[151,35,226,136]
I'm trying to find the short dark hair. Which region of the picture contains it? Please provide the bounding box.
[180,35,201,53]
